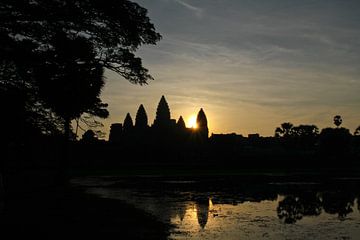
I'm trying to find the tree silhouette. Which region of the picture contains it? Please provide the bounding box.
[1,0,161,83]
[319,127,352,160]
[135,104,148,129]
[354,126,360,136]
[75,114,105,139]
[292,125,319,137]
[275,122,294,137]
[277,194,322,224]
[154,96,171,128]
[123,113,134,133]
[35,34,108,139]
[0,36,64,139]
[333,115,342,128]
[322,192,355,219]
[292,125,319,148]
[81,130,97,143]
[1,0,161,136]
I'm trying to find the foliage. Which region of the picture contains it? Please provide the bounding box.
[0,0,161,84]
[275,122,319,148]
[75,113,105,139]
[333,115,342,128]
[0,0,161,137]
[275,122,294,138]
[81,130,96,142]
[318,127,352,158]
[354,126,360,136]
[34,34,108,121]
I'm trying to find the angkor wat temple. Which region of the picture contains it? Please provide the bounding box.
[108,95,209,145]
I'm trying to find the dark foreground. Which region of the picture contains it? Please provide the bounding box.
[1,170,360,239]
[0,186,171,239]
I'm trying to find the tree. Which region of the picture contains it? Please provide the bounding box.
[334,115,342,128]
[0,0,161,137]
[275,122,294,137]
[319,127,351,161]
[354,126,360,136]
[274,123,319,148]
[1,0,161,83]
[135,104,148,128]
[292,125,319,137]
[81,130,97,143]
[289,125,319,148]
[34,34,109,139]
[75,114,105,140]
[0,36,64,140]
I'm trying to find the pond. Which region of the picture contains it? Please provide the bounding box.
[72,176,360,239]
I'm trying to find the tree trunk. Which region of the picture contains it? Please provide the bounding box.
[55,116,71,185]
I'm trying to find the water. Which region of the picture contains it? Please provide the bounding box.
[72,176,360,239]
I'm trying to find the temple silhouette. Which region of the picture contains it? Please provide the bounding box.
[108,95,209,145]
[75,96,359,170]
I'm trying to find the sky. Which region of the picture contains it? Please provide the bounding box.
[99,0,360,137]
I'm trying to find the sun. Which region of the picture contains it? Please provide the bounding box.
[187,115,197,129]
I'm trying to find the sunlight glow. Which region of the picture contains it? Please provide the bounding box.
[187,115,197,128]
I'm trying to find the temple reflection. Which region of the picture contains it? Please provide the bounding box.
[195,197,210,229]
[83,177,360,240]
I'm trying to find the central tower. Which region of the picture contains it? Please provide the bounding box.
[153,95,172,128]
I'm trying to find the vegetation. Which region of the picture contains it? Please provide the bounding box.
[334,115,343,128]
[0,0,161,140]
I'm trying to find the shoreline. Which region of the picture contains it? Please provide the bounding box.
[0,185,171,239]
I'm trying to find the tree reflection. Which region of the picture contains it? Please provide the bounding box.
[278,192,357,223]
[277,193,322,224]
[322,192,354,220]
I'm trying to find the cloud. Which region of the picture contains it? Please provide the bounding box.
[173,0,203,17]
[103,0,360,136]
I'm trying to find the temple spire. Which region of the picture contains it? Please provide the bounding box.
[196,108,208,139]
[154,95,171,128]
[135,104,148,128]
[177,116,186,129]
[123,113,133,132]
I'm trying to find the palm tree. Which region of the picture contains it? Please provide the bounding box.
[333,115,342,128]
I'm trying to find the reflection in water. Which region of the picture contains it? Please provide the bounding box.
[176,203,187,222]
[322,192,355,219]
[277,192,358,223]
[195,197,209,229]
[73,177,360,240]
[277,193,322,224]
